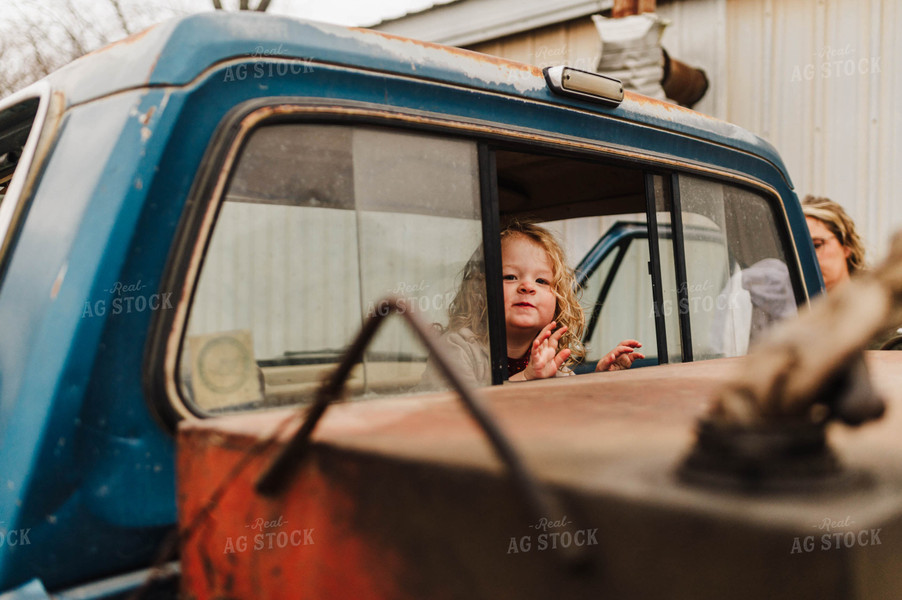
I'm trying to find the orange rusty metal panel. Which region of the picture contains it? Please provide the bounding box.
[177,354,902,599]
[177,361,715,598]
[178,421,412,600]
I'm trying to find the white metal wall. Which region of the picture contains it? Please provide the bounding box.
[656,0,901,262]
[470,0,902,262]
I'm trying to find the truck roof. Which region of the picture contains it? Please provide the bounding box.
[28,11,792,187]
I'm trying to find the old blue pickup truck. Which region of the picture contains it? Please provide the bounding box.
[0,9,839,598]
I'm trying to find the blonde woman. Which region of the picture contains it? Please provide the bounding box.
[801,195,866,291]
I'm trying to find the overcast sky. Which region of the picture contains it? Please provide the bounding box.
[224,0,442,27]
[0,0,447,96]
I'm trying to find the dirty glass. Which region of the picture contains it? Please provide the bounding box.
[678,175,798,359]
[180,124,484,414]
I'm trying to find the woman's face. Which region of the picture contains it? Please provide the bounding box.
[806,217,851,291]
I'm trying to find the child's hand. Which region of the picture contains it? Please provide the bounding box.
[595,340,644,372]
[520,322,571,380]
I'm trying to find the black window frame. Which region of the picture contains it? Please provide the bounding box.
[146,97,810,428]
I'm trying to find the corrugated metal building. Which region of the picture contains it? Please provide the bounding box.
[377,0,902,263]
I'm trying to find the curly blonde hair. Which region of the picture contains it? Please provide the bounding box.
[445,221,585,366]
[801,195,866,275]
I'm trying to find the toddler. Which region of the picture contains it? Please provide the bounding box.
[424,221,643,386]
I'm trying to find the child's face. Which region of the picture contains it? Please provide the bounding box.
[501,234,557,338]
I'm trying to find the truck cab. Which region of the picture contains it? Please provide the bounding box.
[0,10,825,596]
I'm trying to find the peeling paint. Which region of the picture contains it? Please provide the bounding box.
[137,105,156,143]
[79,24,159,61]
[313,22,545,93]
[157,91,170,115]
[50,262,67,300]
[622,91,761,146]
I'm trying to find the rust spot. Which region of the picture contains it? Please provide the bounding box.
[348,27,541,79]
[624,90,719,121]
[139,105,155,126]
[80,24,159,60]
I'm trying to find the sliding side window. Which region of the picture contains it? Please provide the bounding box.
[677,175,798,359]
[496,147,800,369]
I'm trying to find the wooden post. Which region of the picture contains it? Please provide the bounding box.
[612,0,656,17]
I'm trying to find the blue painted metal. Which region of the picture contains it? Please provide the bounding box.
[0,10,822,594]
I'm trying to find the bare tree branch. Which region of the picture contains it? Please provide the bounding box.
[57,4,92,56]
[0,0,189,98]
[107,0,134,36]
[19,16,53,75]
[255,0,272,12]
